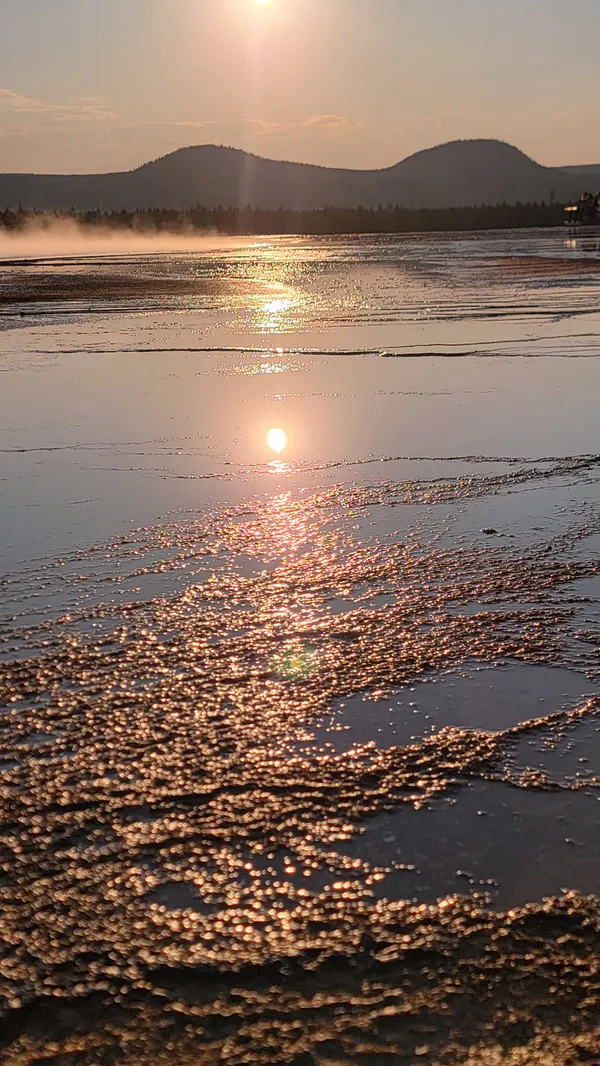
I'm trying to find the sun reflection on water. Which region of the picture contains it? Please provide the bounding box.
[267,427,287,454]
[254,294,299,332]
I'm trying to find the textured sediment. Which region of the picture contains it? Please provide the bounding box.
[1,456,600,1061]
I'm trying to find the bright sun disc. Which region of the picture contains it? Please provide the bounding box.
[254,0,270,5]
[267,428,287,455]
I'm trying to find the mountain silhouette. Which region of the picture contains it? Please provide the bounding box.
[0,140,596,213]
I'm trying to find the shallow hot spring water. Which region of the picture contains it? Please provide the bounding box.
[1,230,600,1063]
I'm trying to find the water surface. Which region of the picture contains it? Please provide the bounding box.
[1,229,600,1063]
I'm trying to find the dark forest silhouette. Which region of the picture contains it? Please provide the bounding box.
[0,201,567,237]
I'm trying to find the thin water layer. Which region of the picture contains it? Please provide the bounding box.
[311,663,598,752]
[1,462,600,1057]
[1,231,600,1063]
[3,230,600,357]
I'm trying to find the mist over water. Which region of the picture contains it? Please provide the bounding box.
[0,218,254,260]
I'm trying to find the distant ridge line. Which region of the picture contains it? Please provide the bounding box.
[1,139,599,212]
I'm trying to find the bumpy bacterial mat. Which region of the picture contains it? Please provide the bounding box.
[2,455,600,1064]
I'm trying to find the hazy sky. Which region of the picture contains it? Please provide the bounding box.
[1,0,599,174]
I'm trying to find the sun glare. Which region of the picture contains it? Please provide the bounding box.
[267,428,287,454]
[254,0,271,6]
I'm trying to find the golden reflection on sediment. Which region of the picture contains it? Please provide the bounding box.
[274,644,320,682]
[2,456,600,1052]
[230,354,292,376]
[262,490,316,558]
[5,969,600,1066]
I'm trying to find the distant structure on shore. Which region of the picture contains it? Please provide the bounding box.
[564,191,600,225]
[1,140,599,214]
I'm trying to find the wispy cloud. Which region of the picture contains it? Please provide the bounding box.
[119,114,364,141]
[256,114,365,138]
[0,91,365,170]
[0,88,362,152]
[0,89,115,125]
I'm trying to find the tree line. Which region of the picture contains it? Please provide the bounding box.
[0,201,567,236]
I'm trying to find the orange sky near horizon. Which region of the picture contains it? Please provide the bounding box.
[0,0,599,174]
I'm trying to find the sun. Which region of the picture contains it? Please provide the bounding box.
[267,428,287,455]
[254,0,270,6]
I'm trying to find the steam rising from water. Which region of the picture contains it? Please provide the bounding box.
[0,218,250,260]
